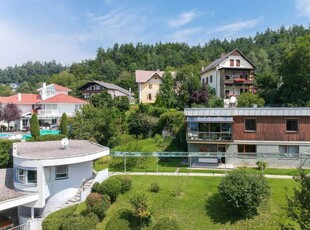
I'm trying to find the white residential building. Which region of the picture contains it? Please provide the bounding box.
[201,49,257,99]
[0,83,86,131]
[0,140,109,229]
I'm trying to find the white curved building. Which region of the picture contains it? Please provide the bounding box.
[0,140,109,228]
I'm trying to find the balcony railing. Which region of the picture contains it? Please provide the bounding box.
[187,132,232,141]
[37,110,59,116]
[224,79,254,85]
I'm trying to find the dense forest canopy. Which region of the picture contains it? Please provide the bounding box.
[0,24,310,105]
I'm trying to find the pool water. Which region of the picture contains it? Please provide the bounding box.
[23,129,60,139]
[0,133,13,139]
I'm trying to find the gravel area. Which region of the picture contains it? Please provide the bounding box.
[0,169,27,202]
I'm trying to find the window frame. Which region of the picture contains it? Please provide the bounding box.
[244,118,256,132]
[55,165,68,180]
[238,144,257,156]
[286,118,298,133]
[149,83,152,89]
[236,59,240,67]
[148,93,152,101]
[210,75,213,83]
[230,59,234,67]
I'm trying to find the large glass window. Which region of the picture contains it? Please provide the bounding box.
[27,170,37,183]
[238,145,256,155]
[279,145,299,155]
[188,123,198,132]
[245,119,256,132]
[56,165,68,180]
[286,119,298,132]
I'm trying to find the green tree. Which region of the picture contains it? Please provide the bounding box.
[89,91,113,108]
[70,105,118,145]
[237,93,265,107]
[85,193,111,220]
[0,85,13,96]
[280,35,310,105]
[59,113,68,136]
[0,140,13,167]
[218,170,270,218]
[155,71,177,108]
[30,113,40,138]
[127,113,159,138]
[287,170,310,229]
[130,193,151,227]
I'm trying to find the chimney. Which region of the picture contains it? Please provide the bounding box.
[17,93,21,101]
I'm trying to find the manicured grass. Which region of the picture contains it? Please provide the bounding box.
[95,155,309,176]
[98,175,298,230]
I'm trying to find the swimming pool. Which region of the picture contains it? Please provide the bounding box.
[0,133,14,139]
[23,129,60,139]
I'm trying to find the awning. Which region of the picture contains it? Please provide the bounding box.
[187,117,233,123]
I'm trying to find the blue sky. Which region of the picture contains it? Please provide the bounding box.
[0,0,309,68]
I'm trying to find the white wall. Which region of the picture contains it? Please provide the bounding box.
[201,69,218,96]
[221,55,253,68]
[58,104,79,117]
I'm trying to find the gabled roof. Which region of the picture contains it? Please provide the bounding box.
[37,83,71,92]
[135,70,165,83]
[201,48,257,74]
[79,81,134,96]
[0,94,41,104]
[39,94,86,104]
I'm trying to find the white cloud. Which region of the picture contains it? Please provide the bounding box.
[168,10,198,28]
[295,0,310,17]
[166,27,202,43]
[213,18,262,35]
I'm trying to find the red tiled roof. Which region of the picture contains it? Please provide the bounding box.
[0,94,41,104]
[39,94,86,104]
[52,84,71,92]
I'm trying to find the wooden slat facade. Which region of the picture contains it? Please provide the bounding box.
[233,116,310,141]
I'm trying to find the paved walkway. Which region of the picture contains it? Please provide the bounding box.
[109,172,294,179]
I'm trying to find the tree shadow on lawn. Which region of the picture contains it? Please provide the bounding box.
[205,193,248,225]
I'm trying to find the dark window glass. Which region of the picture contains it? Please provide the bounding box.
[286,119,298,132]
[236,59,240,66]
[230,59,234,66]
[245,119,256,131]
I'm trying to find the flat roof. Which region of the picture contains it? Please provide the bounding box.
[15,140,108,159]
[184,108,310,117]
[0,169,28,202]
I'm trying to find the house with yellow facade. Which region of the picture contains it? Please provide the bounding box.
[135,70,165,103]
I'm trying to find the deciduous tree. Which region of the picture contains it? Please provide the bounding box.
[3,103,21,130]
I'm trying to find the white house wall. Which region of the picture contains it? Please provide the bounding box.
[221,55,253,68]
[58,104,78,117]
[201,69,219,97]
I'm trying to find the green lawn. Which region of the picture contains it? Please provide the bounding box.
[97,176,298,230]
[95,156,310,176]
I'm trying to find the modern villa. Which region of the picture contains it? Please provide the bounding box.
[0,83,86,131]
[0,140,109,229]
[184,107,310,168]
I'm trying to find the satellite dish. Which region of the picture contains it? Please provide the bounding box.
[61,138,69,149]
[229,96,237,104]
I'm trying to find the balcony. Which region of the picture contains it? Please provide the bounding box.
[187,132,232,142]
[37,110,60,117]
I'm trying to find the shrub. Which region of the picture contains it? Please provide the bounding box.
[149,182,160,193]
[256,160,268,170]
[91,182,101,193]
[287,170,310,229]
[153,217,181,230]
[30,113,40,138]
[60,213,99,230]
[0,140,13,168]
[116,176,132,193]
[130,193,151,227]
[218,170,270,218]
[106,208,133,230]
[101,177,122,202]
[85,193,111,220]
[26,134,66,142]
[42,204,78,230]
[60,113,68,136]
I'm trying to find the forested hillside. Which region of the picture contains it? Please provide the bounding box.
[0,25,310,106]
